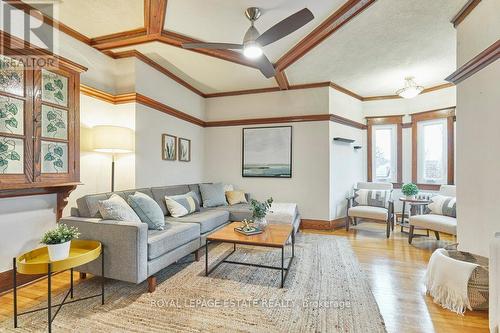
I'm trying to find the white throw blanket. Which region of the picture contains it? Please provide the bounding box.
[266,203,298,225]
[425,248,479,314]
[490,233,500,333]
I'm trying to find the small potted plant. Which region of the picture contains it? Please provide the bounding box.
[402,183,419,199]
[41,224,80,261]
[250,197,273,230]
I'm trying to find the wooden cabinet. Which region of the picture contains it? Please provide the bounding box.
[0,33,86,218]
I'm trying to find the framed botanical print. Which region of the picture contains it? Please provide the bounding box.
[178,137,191,162]
[242,126,292,178]
[162,134,177,160]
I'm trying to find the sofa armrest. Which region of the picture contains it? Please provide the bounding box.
[60,217,148,284]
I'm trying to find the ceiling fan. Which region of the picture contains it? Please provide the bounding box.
[182,7,314,78]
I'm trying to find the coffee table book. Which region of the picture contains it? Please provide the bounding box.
[234,226,263,236]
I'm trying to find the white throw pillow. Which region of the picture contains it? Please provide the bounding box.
[165,197,189,217]
[98,194,141,222]
[223,184,234,192]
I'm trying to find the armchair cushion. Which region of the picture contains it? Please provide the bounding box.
[348,206,388,221]
[354,189,391,208]
[426,195,456,218]
[409,214,457,235]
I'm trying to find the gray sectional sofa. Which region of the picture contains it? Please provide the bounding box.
[61,183,300,292]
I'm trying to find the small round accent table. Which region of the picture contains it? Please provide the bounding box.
[12,239,104,333]
[398,197,431,235]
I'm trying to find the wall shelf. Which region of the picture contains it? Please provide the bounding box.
[333,137,355,143]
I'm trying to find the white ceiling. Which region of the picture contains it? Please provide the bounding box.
[27,0,466,96]
[113,42,276,93]
[31,0,144,38]
[287,0,466,96]
[164,0,346,62]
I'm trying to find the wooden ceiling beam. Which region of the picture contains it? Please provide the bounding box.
[451,0,481,28]
[145,0,168,35]
[275,71,290,90]
[275,0,376,72]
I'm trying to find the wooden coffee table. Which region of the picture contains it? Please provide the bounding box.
[205,222,295,288]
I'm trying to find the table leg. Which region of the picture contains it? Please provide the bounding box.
[281,247,284,288]
[70,268,74,299]
[401,201,406,232]
[48,263,52,333]
[292,232,295,258]
[205,239,208,276]
[12,258,17,328]
[101,246,105,305]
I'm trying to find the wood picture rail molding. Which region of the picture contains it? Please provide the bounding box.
[445,39,500,84]
[275,0,376,72]
[362,83,455,101]
[450,0,481,28]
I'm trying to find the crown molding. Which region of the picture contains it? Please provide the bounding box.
[445,40,500,84]
[451,0,481,28]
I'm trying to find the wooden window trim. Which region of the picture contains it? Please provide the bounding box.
[411,108,455,191]
[367,115,403,185]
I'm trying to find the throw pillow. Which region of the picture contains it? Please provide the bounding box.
[353,189,391,208]
[165,191,200,217]
[226,190,248,205]
[127,192,165,230]
[224,184,234,192]
[427,195,456,218]
[98,194,141,222]
[199,183,228,208]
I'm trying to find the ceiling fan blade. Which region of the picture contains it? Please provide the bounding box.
[182,42,243,50]
[254,54,276,78]
[256,8,314,47]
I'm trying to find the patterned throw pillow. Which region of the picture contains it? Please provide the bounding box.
[353,189,391,208]
[426,195,456,218]
[225,190,248,205]
[98,194,141,222]
[165,191,200,217]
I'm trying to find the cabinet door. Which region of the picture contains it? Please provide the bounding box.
[33,66,78,183]
[0,54,34,185]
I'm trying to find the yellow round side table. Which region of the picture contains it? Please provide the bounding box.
[12,239,104,333]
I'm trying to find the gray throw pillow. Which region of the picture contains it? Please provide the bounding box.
[426,195,456,218]
[128,192,165,230]
[199,183,228,208]
[98,194,141,222]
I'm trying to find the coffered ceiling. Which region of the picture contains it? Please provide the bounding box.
[7,0,468,96]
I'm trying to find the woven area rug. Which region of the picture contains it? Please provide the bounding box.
[1,233,386,332]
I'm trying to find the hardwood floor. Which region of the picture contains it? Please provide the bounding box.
[0,224,489,332]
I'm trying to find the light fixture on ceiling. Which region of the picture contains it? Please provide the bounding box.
[396,77,424,99]
[243,41,263,59]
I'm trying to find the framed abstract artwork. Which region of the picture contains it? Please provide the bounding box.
[178,137,191,162]
[162,134,177,160]
[242,126,292,178]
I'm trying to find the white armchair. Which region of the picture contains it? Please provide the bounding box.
[345,182,395,238]
[408,185,457,244]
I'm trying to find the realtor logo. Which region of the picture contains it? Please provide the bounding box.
[1,1,55,54]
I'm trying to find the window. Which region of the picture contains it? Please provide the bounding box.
[417,118,448,184]
[372,124,397,182]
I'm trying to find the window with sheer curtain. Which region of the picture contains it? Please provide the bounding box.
[372,124,397,182]
[417,118,448,184]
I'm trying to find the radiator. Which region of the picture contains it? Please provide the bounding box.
[491,232,500,333]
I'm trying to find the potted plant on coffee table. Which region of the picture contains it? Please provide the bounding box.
[41,224,80,261]
[402,183,419,200]
[250,197,273,230]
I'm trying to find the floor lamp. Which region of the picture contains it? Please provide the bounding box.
[92,125,134,192]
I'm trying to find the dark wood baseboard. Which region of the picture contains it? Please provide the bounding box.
[300,218,346,230]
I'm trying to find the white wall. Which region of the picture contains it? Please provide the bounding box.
[205,122,331,220]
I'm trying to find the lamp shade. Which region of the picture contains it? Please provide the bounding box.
[92,125,134,153]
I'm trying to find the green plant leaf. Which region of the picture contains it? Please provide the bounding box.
[54,90,64,101]
[47,110,56,121]
[5,118,18,128]
[54,146,64,157]
[6,103,17,115]
[54,79,64,90]
[47,123,57,132]
[0,142,7,153]
[0,157,8,167]
[0,110,7,118]
[44,152,55,161]
[44,82,55,91]
[8,151,20,160]
[54,158,64,168]
[55,120,65,128]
